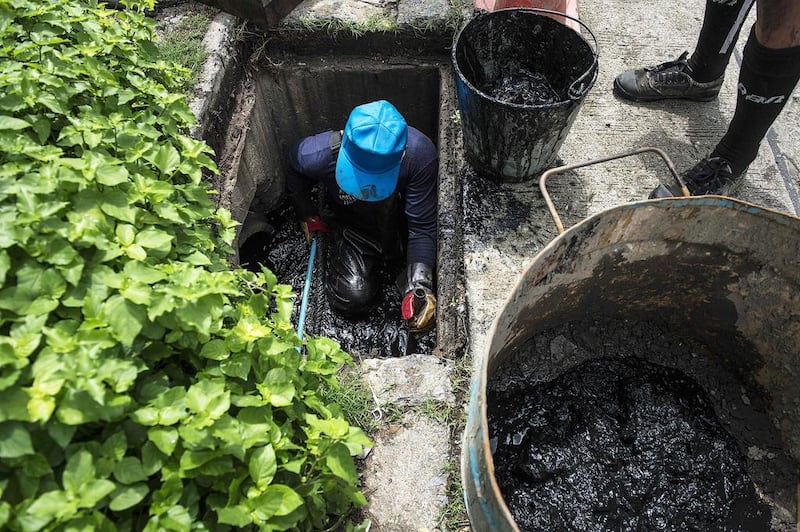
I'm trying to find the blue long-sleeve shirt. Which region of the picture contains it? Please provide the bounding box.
[286,127,438,267]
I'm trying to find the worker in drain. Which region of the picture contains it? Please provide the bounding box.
[285,100,438,333]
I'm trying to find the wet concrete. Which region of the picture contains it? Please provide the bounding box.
[488,317,798,531]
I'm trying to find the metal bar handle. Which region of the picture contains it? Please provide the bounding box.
[539,147,688,234]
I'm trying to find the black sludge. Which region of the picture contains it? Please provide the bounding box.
[488,358,771,531]
[481,63,560,106]
[239,202,434,358]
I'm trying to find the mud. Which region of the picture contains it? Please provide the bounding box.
[480,65,560,106]
[461,168,555,252]
[488,317,798,531]
[239,201,435,358]
[490,357,771,530]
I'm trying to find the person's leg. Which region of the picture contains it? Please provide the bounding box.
[651,0,800,197]
[614,0,754,101]
[326,228,382,316]
[710,0,800,177]
[689,0,755,82]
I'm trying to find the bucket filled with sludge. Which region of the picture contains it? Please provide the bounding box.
[462,197,800,530]
[451,8,598,181]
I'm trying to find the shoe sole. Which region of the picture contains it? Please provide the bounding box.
[612,79,720,103]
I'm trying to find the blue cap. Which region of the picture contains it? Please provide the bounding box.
[336,100,407,202]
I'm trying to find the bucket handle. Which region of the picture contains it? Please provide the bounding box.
[498,7,599,101]
[539,147,689,234]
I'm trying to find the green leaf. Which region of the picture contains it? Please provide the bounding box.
[305,414,349,439]
[102,295,145,347]
[0,115,31,130]
[96,164,129,186]
[113,457,147,484]
[78,479,115,508]
[216,505,252,527]
[325,442,357,484]
[251,484,303,521]
[260,368,295,407]
[47,423,76,449]
[62,450,95,494]
[186,380,223,413]
[0,422,34,458]
[220,353,252,380]
[199,339,228,360]
[141,442,164,476]
[135,228,172,251]
[109,483,148,511]
[115,224,136,246]
[0,388,31,422]
[124,261,167,284]
[147,427,178,455]
[0,250,9,285]
[149,144,180,175]
[248,444,276,491]
[26,490,72,519]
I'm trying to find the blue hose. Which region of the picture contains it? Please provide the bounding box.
[297,237,317,343]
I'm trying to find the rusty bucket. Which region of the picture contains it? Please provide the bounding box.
[461,149,800,530]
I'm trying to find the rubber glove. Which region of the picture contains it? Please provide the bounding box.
[396,263,436,333]
[301,215,330,244]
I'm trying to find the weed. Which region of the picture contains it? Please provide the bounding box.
[156,10,213,92]
[439,459,470,531]
[321,368,404,435]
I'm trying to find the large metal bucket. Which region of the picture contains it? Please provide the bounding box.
[461,151,800,530]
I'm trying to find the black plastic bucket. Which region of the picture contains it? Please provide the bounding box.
[452,8,598,181]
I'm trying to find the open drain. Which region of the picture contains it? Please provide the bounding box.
[218,56,463,358]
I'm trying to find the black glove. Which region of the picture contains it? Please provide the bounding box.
[396,263,436,333]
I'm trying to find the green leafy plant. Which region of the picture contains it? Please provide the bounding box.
[0,0,371,530]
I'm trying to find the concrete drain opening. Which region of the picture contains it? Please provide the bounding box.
[218,57,462,359]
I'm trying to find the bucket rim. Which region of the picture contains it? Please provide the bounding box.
[464,195,800,530]
[451,7,599,110]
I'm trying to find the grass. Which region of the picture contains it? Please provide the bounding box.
[320,368,404,436]
[156,10,214,93]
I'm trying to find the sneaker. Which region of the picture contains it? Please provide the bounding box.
[614,52,724,102]
[649,156,741,198]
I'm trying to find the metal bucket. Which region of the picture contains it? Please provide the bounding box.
[451,8,598,181]
[461,150,800,530]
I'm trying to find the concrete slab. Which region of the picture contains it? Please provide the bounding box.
[361,413,451,531]
[286,0,386,25]
[360,355,455,406]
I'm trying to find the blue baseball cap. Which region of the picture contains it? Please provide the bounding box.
[336,100,408,202]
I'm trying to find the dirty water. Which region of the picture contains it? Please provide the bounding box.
[487,317,797,531]
[239,202,435,358]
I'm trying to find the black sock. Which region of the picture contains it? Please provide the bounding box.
[712,28,800,177]
[688,0,754,82]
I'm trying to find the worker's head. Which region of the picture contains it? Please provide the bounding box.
[336,100,408,202]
